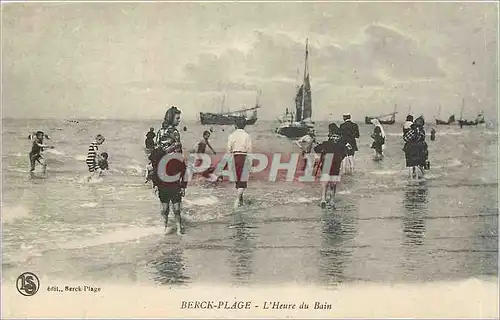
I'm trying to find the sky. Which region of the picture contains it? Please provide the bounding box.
[2,2,498,121]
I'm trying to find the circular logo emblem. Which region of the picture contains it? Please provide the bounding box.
[16,272,40,296]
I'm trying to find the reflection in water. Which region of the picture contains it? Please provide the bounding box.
[148,245,190,285]
[228,213,255,284]
[402,183,429,246]
[318,204,357,285]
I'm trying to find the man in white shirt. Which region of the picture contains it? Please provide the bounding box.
[227,118,252,208]
[294,130,317,171]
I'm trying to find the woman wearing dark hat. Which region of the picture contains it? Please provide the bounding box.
[403,116,429,178]
[152,106,188,235]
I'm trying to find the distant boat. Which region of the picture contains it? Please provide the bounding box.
[436,115,456,125]
[276,39,314,139]
[199,93,261,126]
[365,105,398,125]
[457,97,485,127]
[435,105,456,125]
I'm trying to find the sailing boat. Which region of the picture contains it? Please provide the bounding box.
[276,39,314,139]
[435,104,456,125]
[364,104,398,125]
[199,92,261,125]
[457,97,484,127]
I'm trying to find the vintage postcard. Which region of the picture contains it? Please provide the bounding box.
[1,1,498,318]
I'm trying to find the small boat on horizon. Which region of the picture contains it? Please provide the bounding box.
[435,105,456,125]
[364,105,398,125]
[457,97,485,127]
[199,92,261,126]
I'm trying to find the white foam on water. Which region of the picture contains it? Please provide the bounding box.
[371,170,401,175]
[422,173,441,180]
[286,196,318,204]
[434,159,463,169]
[45,149,66,156]
[77,176,104,184]
[88,177,104,184]
[1,205,31,223]
[75,155,87,161]
[124,164,144,175]
[337,190,352,195]
[57,226,164,249]
[435,131,464,136]
[184,196,219,207]
[7,168,29,173]
[80,202,99,208]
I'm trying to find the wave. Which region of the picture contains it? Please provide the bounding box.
[285,196,319,204]
[45,149,66,156]
[184,196,219,208]
[80,202,99,208]
[2,205,31,223]
[433,159,463,169]
[75,155,87,161]
[57,226,164,249]
[371,170,402,175]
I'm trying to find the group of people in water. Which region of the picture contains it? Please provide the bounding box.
[292,113,434,206]
[27,108,434,235]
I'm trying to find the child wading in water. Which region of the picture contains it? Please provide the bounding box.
[314,125,348,208]
[370,119,385,160]
[29,131,55,178]
[85,134,106,181]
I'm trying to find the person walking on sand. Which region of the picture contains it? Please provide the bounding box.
[152,106,188,235]
[227,117,252,209]
[85,134,105,181]
[29,131,55,178]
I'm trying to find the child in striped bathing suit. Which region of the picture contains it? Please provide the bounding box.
[86,134,105,181]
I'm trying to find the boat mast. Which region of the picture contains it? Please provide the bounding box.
[391,104,397,120]
[300,38,309,122]
[460,97,465,120]
[220,95,226,114]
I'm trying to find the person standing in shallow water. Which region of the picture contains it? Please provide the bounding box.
[430,128,436,141]
[145,127,156,150]
[193,130,216,154]
[152,106,187,235]
[294,129,317,171]
[85,134,105,181]
[314,126,348,208]
[370,119,385,160]
[227,118,252,208]
[29,131,55,178]
[339,113,359,173]
[403,115,414,136]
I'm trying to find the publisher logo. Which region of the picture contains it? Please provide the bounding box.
[16,272,40,296]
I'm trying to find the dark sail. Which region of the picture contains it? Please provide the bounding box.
[302,74,312,120]
[295,85,304,122]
